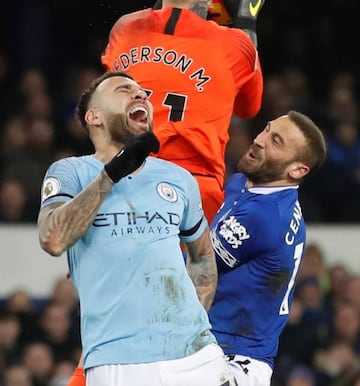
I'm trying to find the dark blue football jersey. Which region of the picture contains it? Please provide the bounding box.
[209,173,306,368]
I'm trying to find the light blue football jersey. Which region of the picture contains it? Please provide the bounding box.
[40,155,216,369]
[209,173,306,369]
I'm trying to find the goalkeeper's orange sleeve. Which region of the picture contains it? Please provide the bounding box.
[67,367,85,386]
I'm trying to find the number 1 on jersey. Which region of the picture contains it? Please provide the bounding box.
[279,242,304,315]
[163,92,188,122]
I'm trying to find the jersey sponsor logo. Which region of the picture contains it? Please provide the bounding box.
[93,211,181,227]
[210,228,238,267]
[249,0,263,17]
[41,177,61,202]
[157,183,178,202]
[93,210,181,237]
[218,216,250,249]
[113,46,211,92]
[110,225,170,237]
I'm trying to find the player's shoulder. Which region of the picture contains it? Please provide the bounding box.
[117,8,152,22]
[225,173,247,196]
[247,185,300,227]
[227,173,280,218]
[212,23,257,54]
[226,172,247,187]
[113,8,155,30]
[47,155,77,170]
[50,154,93,166]
[147,157,195,180]
[46,155,96,173]
[209,21,251,40]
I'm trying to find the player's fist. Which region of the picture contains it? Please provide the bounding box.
[104,132,160,183]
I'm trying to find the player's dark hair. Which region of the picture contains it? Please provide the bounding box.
[76,71,134,132]
[288,110,327,177]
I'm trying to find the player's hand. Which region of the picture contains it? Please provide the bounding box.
[104,131,160,183]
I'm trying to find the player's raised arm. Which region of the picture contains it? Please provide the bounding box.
[154,0,265,45]
[222,0,265,45]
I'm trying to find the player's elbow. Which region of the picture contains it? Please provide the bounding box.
[237,109,258,120]
[39,236,66,257]
[234,99,261,120]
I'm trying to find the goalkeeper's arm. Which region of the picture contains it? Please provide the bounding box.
[153,0,265,46]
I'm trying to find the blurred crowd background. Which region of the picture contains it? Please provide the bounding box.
[1,1,360,385]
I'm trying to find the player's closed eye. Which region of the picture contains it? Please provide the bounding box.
[272,133,284,146]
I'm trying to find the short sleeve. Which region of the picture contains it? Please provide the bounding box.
[179,171,208,243]
[40,158,82,208]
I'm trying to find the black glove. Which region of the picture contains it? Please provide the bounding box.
[104,132,160,183]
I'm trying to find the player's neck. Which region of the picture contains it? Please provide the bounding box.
[94,142,125,164]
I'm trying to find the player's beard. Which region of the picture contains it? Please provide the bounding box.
[237,155,292,185]
[107,112,152,143]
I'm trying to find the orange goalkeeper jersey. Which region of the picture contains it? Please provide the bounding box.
[102,7,263,190]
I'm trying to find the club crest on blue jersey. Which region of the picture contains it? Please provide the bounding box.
[157,182,178,202]
[41,177,61,202]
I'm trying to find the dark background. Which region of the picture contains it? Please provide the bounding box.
[1,0,359,95]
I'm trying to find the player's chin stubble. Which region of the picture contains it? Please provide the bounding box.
[108,113,134,144]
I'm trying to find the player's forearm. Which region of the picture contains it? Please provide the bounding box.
[38,170,113,256]
[186,230,218,311]
[189,258,217,311]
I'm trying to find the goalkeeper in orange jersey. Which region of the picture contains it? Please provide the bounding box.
[101,0,264,224]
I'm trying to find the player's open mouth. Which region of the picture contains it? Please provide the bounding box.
[128,105,149,131]
[129,106,148,123]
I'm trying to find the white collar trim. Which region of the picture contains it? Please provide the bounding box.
[248,185,299,195]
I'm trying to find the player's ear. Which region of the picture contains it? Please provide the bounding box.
[85,108,102,127]
[289,162,310,180]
